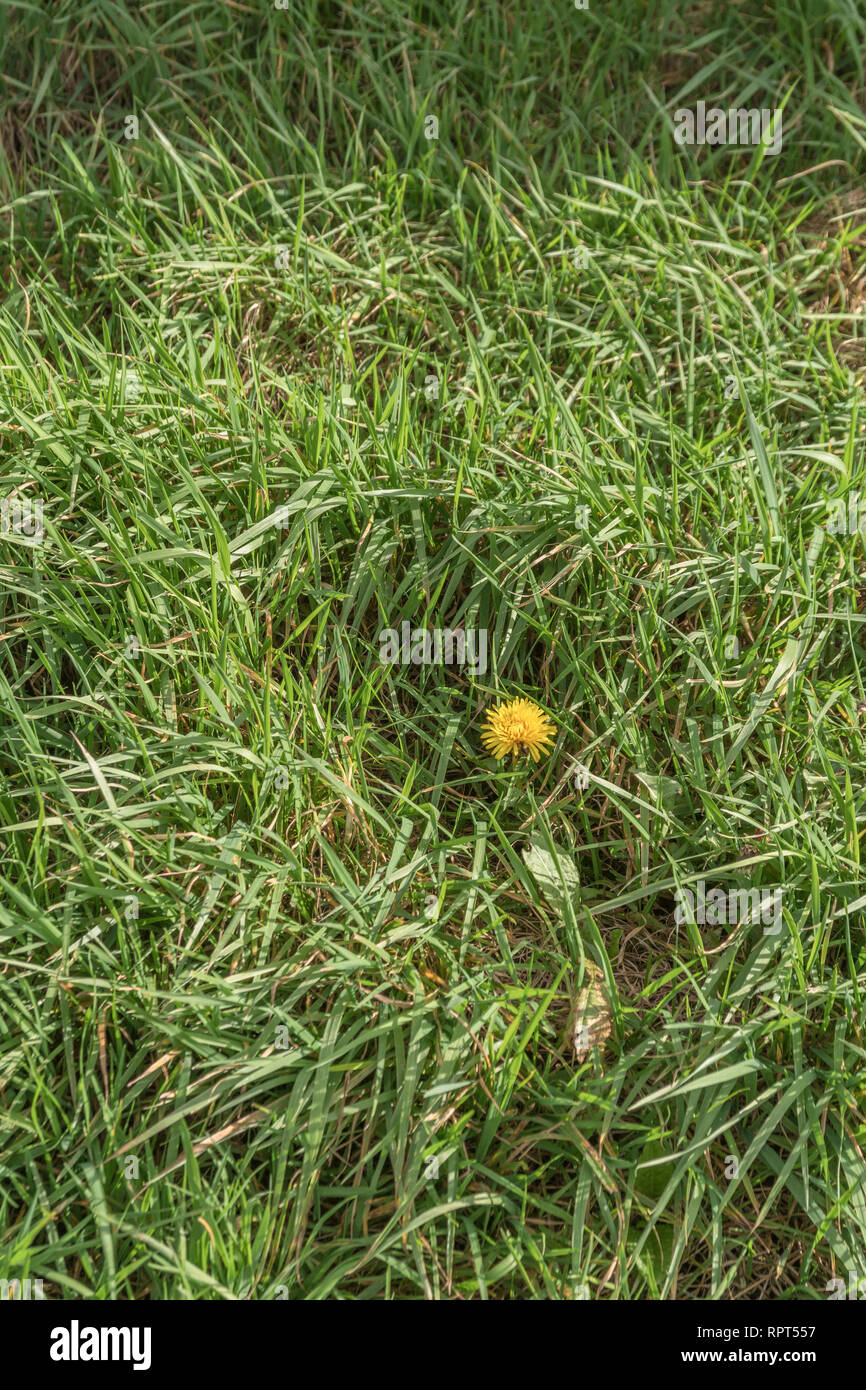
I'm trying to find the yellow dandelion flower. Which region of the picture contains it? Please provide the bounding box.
[480,697,556,764]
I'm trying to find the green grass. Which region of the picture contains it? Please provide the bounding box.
[2,0,866,1300]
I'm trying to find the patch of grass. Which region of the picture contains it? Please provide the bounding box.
[1,0,865,1300]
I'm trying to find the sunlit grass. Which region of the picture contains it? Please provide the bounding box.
[1,0,865,1300]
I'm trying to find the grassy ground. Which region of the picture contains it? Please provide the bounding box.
[2,0,866,1300]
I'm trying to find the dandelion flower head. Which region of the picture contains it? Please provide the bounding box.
[480,697,556,763]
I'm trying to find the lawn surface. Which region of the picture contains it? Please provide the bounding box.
[2,0,866,1299]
